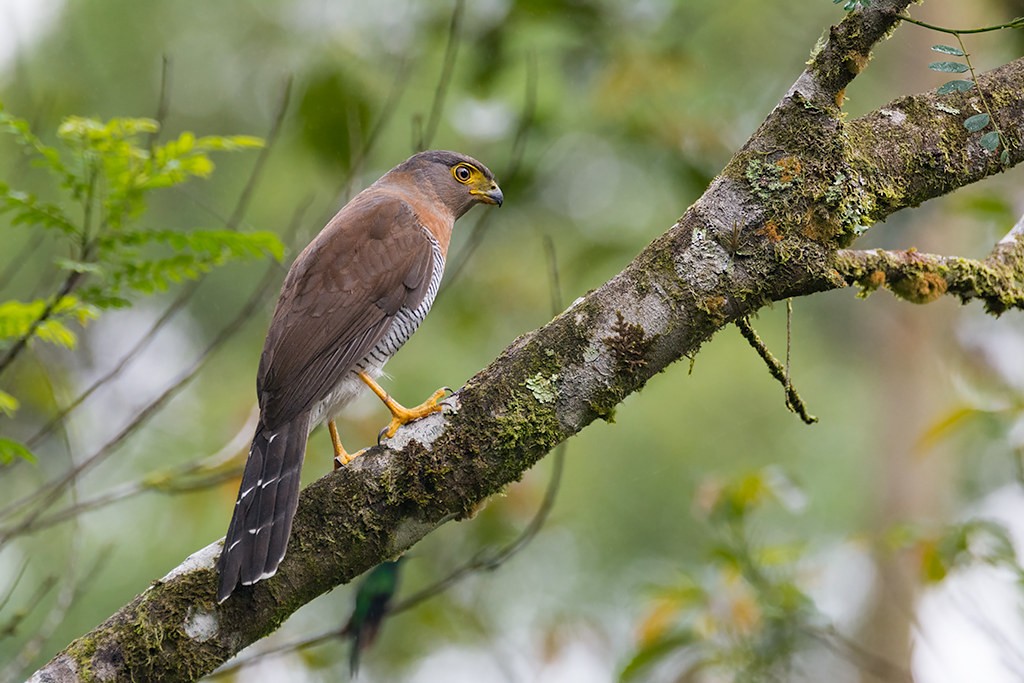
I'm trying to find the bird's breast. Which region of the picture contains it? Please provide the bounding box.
[308,233,446,430]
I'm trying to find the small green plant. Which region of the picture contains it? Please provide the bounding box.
[620,467,815,682]
[927,43,1010,163]
[0,105,283,463]
[833,0,871,11]
[895,12,1024,165]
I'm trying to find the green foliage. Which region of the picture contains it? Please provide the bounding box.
[0,104,278,462]
[0,436,34,464]
[833,0,871,11]
[928,60,969,73]
[0,297,98,350]
[936,79,974,94]
[0,389,19,416]
[621,463,1024,682]
[917,519,1023,584]
[927,39,1011,163]
[620,468,816,682]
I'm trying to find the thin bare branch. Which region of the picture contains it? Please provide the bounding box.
[444,50,538,289]
[225,76,292,230]
[418,0,464,151]
[338,57,411,201]
[147,55,173,149]
[735,317,818,424]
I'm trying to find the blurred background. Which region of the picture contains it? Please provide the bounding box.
[1,1,1023,681]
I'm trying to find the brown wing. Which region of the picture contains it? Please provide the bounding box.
[256,191,438,429]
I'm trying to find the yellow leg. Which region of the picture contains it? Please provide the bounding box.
[330,419,364,469]
[357,371,447,439]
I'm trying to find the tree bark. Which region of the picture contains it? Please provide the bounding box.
[30,2,1024,681]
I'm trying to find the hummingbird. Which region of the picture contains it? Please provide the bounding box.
[343,559,403,677]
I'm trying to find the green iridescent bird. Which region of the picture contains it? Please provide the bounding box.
[344,560,403,677]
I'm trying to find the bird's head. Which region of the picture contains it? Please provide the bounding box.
[396,150,503,218]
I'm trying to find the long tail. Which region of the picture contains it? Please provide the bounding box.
[217,416,308,603]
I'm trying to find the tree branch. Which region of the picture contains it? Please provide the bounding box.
[835,211,1024,313]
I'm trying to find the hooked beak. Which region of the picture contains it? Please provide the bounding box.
[471,183,503,207]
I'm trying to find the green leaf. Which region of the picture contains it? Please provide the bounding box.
[1001,148,1010,165]
[619,631,697,682]
[963,113,991,132]
[0,389,19,416]
[0,299,48,341]
[0,296,95,345]
[922,519,1021,584]
[936,80,974,95]
[0,106,67,178]
[929,61,969,73]
[54,258,106,277]
[0,183,79,235]
[0,437,35,464]
[931,45,965,57]
[35,318,78,349]
[978,130,1000,151]
[194,134,265,151]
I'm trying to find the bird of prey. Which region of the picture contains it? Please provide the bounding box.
[217,151,502,603]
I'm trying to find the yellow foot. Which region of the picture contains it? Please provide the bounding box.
[357,371,448,440]
[333,448,366,470]
[379,386,448,440]
[329,419,365,469]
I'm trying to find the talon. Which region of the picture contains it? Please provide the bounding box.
[357,371,447,440]
[329,419,363,468]
[334,447,366,470]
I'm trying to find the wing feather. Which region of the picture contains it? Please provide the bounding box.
[257,191,438,429]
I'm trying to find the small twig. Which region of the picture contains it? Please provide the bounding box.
[0,574,57,640]
[225,76,292,230]
[15,400,257,534]
[736,317,818,424]
[419,0,464,151]
[952,33,1009,162]
[335,56,411,203]
[0,559,30,620]
[0,269,82,380]
[147,56,172,149]
[898,14,1024,35]
[784,298,793,395]
[443,50,538,290]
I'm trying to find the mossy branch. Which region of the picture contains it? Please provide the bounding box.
[835,214,1024,314]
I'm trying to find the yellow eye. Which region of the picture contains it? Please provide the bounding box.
[452,163,475,183]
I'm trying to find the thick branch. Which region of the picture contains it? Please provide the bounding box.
[848,56,1024,222]
[30,8,1024,683]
